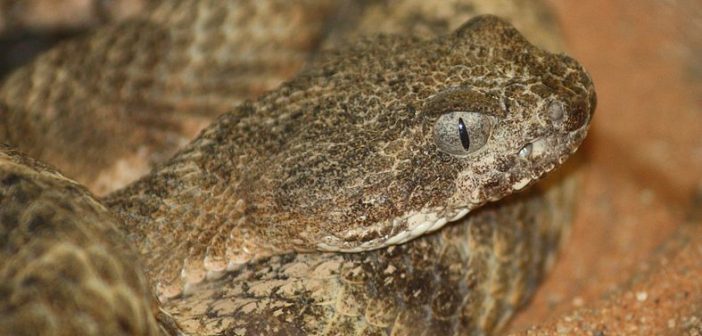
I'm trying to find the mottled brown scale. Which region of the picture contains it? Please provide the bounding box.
[107,17,593,290]
[156,170,576,335]
[0,1,597,335]
[0,0,342,195]
[0,146,174,335]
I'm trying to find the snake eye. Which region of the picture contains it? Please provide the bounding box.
[434,112,495,156]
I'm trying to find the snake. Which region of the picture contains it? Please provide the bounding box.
[0,1,596,335]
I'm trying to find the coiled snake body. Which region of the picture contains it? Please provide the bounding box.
[0,1,596,335]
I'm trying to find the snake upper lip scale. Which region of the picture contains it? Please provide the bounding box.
[0,5,596,335]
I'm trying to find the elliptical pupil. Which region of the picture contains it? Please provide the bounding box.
[458,118,470,150]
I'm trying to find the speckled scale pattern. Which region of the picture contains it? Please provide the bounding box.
[0,0,341,195]
[162,170,578,335]
[0,0,564,197]
[104,15,594,300]
[0,146,169,336]
[0,143,573,336]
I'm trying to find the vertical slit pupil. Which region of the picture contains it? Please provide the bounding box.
[458,118,470,150]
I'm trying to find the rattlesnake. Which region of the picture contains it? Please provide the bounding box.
[0,1,596,335]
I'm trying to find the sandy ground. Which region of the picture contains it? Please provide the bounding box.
[508,1,702,334]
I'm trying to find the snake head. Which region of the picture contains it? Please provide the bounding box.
[145,15,596,280]
[270,15,596,252]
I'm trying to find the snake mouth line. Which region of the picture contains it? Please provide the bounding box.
[316,206,471,252]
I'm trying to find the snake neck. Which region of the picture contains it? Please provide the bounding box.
[102,116,281,295]
[105,142,238,249]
